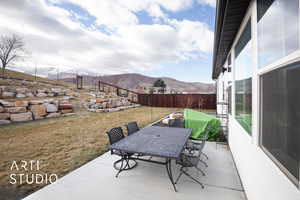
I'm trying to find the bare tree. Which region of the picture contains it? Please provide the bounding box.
[0,34,25,75]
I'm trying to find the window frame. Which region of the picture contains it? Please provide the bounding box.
[256,0,300,188]
[233,16,253,136]
[259,62,300,187]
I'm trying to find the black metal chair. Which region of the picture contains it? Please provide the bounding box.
[126,121,139,135]
[168,118,185,128]
[175,138,206,188]
[186,130,210,168]
[106,127,137,177]
[175,130,210,188]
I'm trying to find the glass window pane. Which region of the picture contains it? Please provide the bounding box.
[235,20,252,134]
[257,0,299,68]
[261,62,300,183]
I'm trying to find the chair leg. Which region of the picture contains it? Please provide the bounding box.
[199,159,208,167]
[175,167,184,184]
[182,170,204,189]
[195,166,205,176]
[202,152,209,160]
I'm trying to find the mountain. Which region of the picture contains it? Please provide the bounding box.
[60,73,215,94]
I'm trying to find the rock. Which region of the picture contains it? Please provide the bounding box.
[2,91,15,98]
[26,92,35,97]
[15,101,28,107]
[0,113,10,120]
[5,107,27,113]
[61,109,73,114]
[96,98,106,103]
[10,112,33,122]
[62,113,75,117]
[0,120,11,125]
[51,88,62,93]
[30,104,47,119]
[0,105,4,113]
[57,92,65,96]
[36,93,47,98]
[102,102,107,108]
[16,93,26,98]
[7,88,17,93]
[47,93,55,97]
[16,88,28,93]
[46,113,61,118]
[45,103,58,113]
[0,100,15,107]
[37,89,46,93]
[116,100,122,107]
[59,104,73,110]
[30,100,44,105]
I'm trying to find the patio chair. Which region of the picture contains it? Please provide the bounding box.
[186,130,210,168]
[106,127,137,177]
[175,140,206,189]
[168,118,185,128]
[126,121,139,135]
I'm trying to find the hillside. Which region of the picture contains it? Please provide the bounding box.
[0,69,73,88]
[60,73,215,94]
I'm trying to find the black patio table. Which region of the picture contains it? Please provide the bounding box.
[109,126,192,192]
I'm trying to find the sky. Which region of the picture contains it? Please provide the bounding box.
[0,0,216,83]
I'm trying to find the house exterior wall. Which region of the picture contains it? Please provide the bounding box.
[215,0,300,199]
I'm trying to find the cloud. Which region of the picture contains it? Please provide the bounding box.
[196,0,216,8]
[0,0,214,75]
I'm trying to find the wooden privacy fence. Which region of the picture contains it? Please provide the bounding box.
[138,94,216,109]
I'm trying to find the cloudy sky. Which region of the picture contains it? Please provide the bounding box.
[0,0,216,83]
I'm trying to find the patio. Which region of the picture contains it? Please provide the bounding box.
[23,142,246,200]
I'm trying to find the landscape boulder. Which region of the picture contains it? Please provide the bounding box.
[61,109,73,114]
[15,101,28,107]
[0,113,10,120]
[0,120,11,125]
[16,88,28,93]
[46,113,61,118]
[10,112,33,122]
[51,88,61,93]
[47,93,55,97]
[59,104,73,110]
[45,103,58,113]
[16,93,26,98]
[30,104,47,119]
[30,100,44,105]
[26,92,35,97]
[2,91,15,98]
[0,100,15,107]
[5,107,27,113]
[0,105,4,113]
[36,93,47,98]
[96,98,106,103]
[37,89,46,93]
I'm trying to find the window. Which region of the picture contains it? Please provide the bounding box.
[228,86,232,115]
[235,20,252,134]
[257,0,299,68]
[260,62,300,185]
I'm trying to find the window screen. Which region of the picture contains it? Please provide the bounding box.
[260,62,300,185]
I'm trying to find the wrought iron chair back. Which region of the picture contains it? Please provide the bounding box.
[106,127,124,145]
[126,122,140,135]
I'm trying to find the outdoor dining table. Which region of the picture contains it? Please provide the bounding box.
[109,126,192,192]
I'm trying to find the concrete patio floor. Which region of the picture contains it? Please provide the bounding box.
[23,142,246,200]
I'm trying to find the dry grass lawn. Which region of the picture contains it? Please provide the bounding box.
[0,106,188,200]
